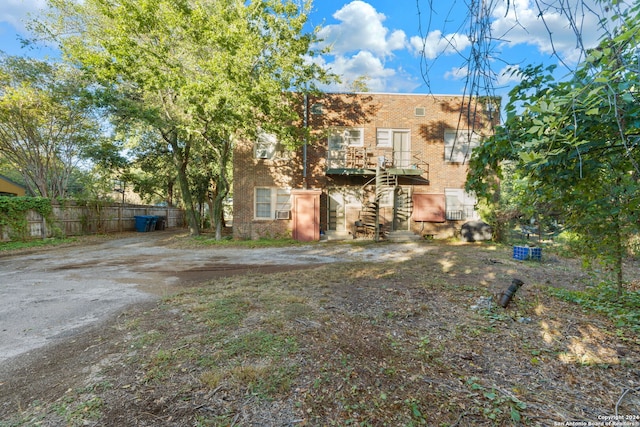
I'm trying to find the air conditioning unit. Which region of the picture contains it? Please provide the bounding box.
[256,148,269,159]
[275,210,290,220]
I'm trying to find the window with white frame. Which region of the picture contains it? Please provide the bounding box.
[254,132,278,160]
[376,129,392,148]
[444,129,480,163]
[328,127,364,147]
[445,188,479,221]
[254,187,291,219]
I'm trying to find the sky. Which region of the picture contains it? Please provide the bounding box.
[0,0,618,99]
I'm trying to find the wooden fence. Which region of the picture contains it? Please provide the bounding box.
[1,202,185,242]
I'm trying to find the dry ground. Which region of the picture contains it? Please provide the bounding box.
[1,237,639,426]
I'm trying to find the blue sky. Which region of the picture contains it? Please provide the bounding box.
[0,0,615,98]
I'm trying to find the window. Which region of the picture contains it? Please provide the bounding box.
[311,103,323,115]
[444,129,480,163]
[328,128,364,147]
[254,187,291,220]
[445,188,478,221]
[254,132,278,160]
[328,187,363,231]
[376,129,392,148]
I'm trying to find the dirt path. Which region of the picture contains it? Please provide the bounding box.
[0,231,432,365]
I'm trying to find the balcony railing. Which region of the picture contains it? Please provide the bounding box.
[327,147,428,176]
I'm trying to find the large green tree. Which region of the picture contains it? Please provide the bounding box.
[467,4,640,293]
[0,54,101,198]
[38,0,330,237]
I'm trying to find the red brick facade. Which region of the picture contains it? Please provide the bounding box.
[233,92,497,240]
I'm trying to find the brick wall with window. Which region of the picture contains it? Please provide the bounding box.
[233,92,497,240]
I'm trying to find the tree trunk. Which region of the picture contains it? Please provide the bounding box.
[614,214,624,298]
[212,137,232,240]
[163,129,200,236]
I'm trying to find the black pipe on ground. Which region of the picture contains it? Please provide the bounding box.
[499,278,525,308]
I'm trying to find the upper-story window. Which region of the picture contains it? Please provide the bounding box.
[376,129,392,148]
[328,128,364,149]
[444,129,480,163]
[254,132,278,160]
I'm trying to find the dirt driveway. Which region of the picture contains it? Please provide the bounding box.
[0,231,431,365]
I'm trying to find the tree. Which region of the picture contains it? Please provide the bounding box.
[0,54,101,198]
[38,0,331,237]
[467,4,640,293]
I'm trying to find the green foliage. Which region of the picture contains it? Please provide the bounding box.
[0,196,52,240]
[548,283,640,336]
[0,54,102,198]
[466,377,527,423]
[467,4,640,290]
[0,236,74,252]
[190,234,303,248]
[39,0,334,237]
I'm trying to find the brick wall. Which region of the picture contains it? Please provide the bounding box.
[233,92,497,240]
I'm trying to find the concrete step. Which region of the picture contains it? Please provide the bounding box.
[387,230,421,242]
[322,230,352,241]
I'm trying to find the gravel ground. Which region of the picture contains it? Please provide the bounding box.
[0,231,431,365]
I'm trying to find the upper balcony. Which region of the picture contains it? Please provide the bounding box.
[326,146,428,177]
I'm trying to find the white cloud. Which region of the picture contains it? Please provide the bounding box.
[409,30,471,59]
[326,51,394,92]
[496,65,522,87]
[444,66,469,81]
[314,1,420,93]
[491,0,606,63]
[316,0,407,57]
[0,0,47,33]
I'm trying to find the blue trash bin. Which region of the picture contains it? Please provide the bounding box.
[149,216,158,231]
[134,215,150,232]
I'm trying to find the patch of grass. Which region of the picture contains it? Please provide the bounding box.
[143,349,176,382]
[188,235,306,248]
[131,329,163,349]
[0,237,76,252]
[186,294,252,328]
[465,377,527,423]
[548,282,640,335]
[50,384,109,426]
[223,331,298,359]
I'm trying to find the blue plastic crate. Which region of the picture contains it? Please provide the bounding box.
[513,246,529,260]
[529,247,542,260]
[513,246,542,260]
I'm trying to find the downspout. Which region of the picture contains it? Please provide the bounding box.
[303,93,308,189]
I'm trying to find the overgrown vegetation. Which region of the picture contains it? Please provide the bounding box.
[0,236,75,252]
[548,282,640,335]
[0,196,53,240]
[467,2,640,295]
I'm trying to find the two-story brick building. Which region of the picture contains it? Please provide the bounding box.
[233,92,498,241]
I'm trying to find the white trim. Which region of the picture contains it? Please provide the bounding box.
[444,129,480,163]
[254,187,292,220]
[445,188,479,221]
[328,127,364,147]
[376,128,392,148]
[254,132,278,160]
